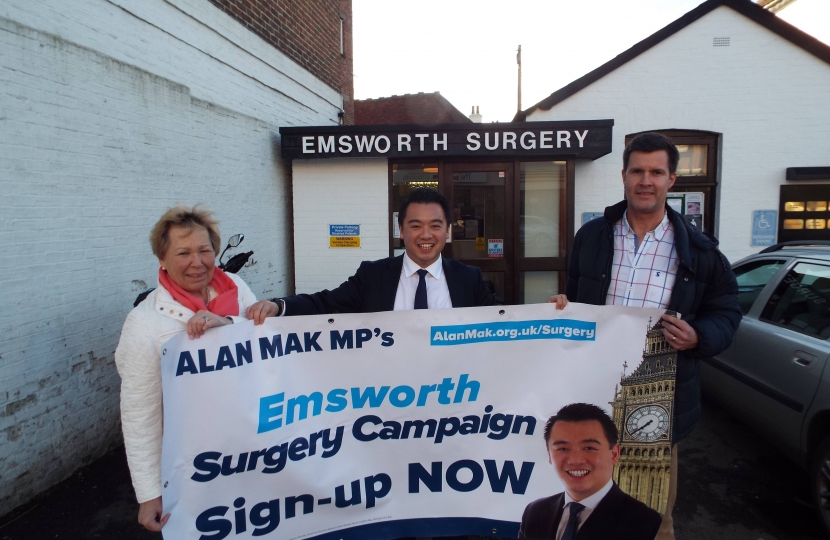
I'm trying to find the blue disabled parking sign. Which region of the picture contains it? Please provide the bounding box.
[751,210,777,247]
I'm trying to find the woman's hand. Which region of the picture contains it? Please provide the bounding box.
[246,300,279,324]
[138,497,169,532]
[187,310,232,339]
[547,294,569,310]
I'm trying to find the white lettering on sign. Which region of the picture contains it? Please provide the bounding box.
[467,133,481,151]
[485,132,499,151]
[355,135,376,152]
[376,135,391,153]
[503,132,517,150]
[296,130,592,155]
[319,135,335,153]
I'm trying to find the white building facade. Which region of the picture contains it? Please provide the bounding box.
[0,0,350,514]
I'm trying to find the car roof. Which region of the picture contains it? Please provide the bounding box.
[738,246,830,266]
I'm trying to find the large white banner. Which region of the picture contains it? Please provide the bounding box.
[160,303,665,539]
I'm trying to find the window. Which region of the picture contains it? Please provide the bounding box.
[733,259,785,314]
[760,262,830,339]
[779,185,830,243]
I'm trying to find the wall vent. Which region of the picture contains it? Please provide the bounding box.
[713,37,730,47]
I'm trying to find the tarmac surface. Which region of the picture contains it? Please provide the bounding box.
[0,397,826,539]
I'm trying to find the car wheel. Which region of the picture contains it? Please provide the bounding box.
[812,436,830,536]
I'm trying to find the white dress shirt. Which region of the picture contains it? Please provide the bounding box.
[555,479,614,540]
[393,253,453,310]
[605,211,678,309]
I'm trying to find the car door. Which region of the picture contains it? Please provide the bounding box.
[728,260,830,456]
[701,257,787,410]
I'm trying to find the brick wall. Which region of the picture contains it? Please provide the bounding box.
[0,0,343,516]
[528,6,830,263]
[206,0,354,124]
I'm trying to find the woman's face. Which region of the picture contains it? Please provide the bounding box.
[159,225,215,295]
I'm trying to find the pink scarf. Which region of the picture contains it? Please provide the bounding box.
[158,267,239,317]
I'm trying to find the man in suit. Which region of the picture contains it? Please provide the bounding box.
[246,188,499,321]
[519,403,661,540]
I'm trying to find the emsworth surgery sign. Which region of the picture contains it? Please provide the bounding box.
[280,120,613,160]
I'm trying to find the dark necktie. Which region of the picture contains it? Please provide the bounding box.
[414,269,428,310]
[561,502,585,540]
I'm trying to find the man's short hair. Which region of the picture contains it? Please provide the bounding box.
[398,188,451,226]
[543,403,619,447]
[623,132,680,175]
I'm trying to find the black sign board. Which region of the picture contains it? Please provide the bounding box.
[280,120,613,160]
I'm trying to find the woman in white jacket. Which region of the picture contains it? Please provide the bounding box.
[114,205,271,532]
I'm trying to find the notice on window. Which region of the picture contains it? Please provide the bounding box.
[476,237,485,251]
[488,239,504,258]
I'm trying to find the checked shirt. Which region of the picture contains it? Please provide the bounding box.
[605,211,678,309]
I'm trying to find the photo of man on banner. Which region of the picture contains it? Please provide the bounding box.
[519,403,661,540]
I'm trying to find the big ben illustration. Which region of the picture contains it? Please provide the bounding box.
[610,317,676,514]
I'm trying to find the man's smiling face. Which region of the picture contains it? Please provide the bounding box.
[548,419,620,501]
[400,202,449,268]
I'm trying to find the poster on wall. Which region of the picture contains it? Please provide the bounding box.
[159,304,676,539]
[666,193,705,231]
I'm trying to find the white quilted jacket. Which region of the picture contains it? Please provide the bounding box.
[114,273,257,503]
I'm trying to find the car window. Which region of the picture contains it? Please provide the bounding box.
[733,259,785,315]
[760,262,830,339]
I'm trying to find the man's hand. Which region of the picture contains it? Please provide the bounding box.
[138,497,169,532]
[246,300,279,324]
[547,295,568,310]
[660,314,699,351]
[187,310,232,339]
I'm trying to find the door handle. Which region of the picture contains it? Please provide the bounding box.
[793,350,817,367]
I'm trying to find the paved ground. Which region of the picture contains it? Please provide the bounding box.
[0,397,826,539]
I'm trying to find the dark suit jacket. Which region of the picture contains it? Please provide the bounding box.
[281,255,497,315]
[518,483,662,540]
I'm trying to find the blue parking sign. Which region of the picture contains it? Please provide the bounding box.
[751,210,777,247]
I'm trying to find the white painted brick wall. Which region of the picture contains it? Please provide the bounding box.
[0,0,339,514]
[528,6,830,264]
[292,158,389,292]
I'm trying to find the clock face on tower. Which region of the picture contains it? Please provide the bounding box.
[626,405,669,442]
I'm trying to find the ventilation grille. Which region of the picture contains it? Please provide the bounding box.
[713,37,730,47]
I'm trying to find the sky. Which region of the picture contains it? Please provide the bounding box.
[352,0,830,123]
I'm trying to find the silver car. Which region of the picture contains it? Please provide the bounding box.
[701,241,830,535]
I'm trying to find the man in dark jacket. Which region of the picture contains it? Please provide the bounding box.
[246,188,499,321]
[553,132,740,539]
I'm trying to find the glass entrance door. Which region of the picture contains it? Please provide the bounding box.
[444,163,514,303]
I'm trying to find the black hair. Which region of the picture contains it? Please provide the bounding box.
[543,403,618,448]
[623,132,680,174]
[398,188,451,227]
